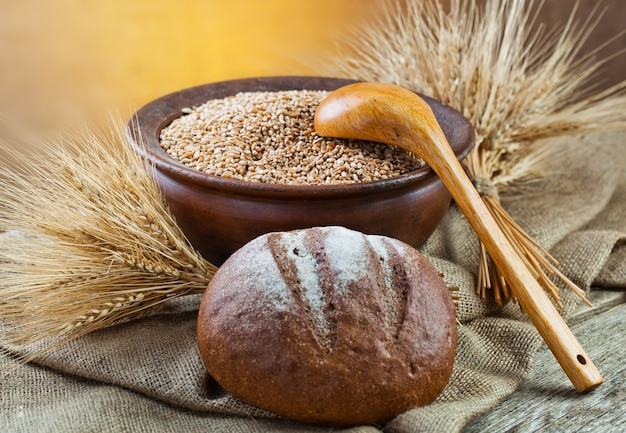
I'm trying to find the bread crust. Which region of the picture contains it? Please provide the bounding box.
[197,226,457,426]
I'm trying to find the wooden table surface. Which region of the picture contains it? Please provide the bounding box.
[464,290,626,432]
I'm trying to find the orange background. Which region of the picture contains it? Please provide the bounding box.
[0,0,623,139]
[0,0,373,136]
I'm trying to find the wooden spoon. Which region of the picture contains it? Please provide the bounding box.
[314,82,603,393]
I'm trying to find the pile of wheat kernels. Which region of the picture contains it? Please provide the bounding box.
[159,90,425,185]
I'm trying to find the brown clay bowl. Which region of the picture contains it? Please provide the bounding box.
[126,76,474,266]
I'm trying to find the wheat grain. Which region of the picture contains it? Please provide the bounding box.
[159,89,425,184]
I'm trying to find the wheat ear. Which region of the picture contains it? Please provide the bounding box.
[0,118,217,362]
[321,0,626,306]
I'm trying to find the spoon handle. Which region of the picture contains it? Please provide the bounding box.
[314,82,603,392]
[425,126,603,393]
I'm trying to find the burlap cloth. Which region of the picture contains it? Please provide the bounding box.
[1,130,625,432]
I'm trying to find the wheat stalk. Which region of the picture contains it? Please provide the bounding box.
[321,0,626,306]
[0,118,217,362]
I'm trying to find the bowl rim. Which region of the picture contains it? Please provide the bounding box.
[126,76,474,199]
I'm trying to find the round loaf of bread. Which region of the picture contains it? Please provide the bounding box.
[197,226,457,426]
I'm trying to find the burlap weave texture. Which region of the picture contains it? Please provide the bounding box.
[1,130,625,432]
